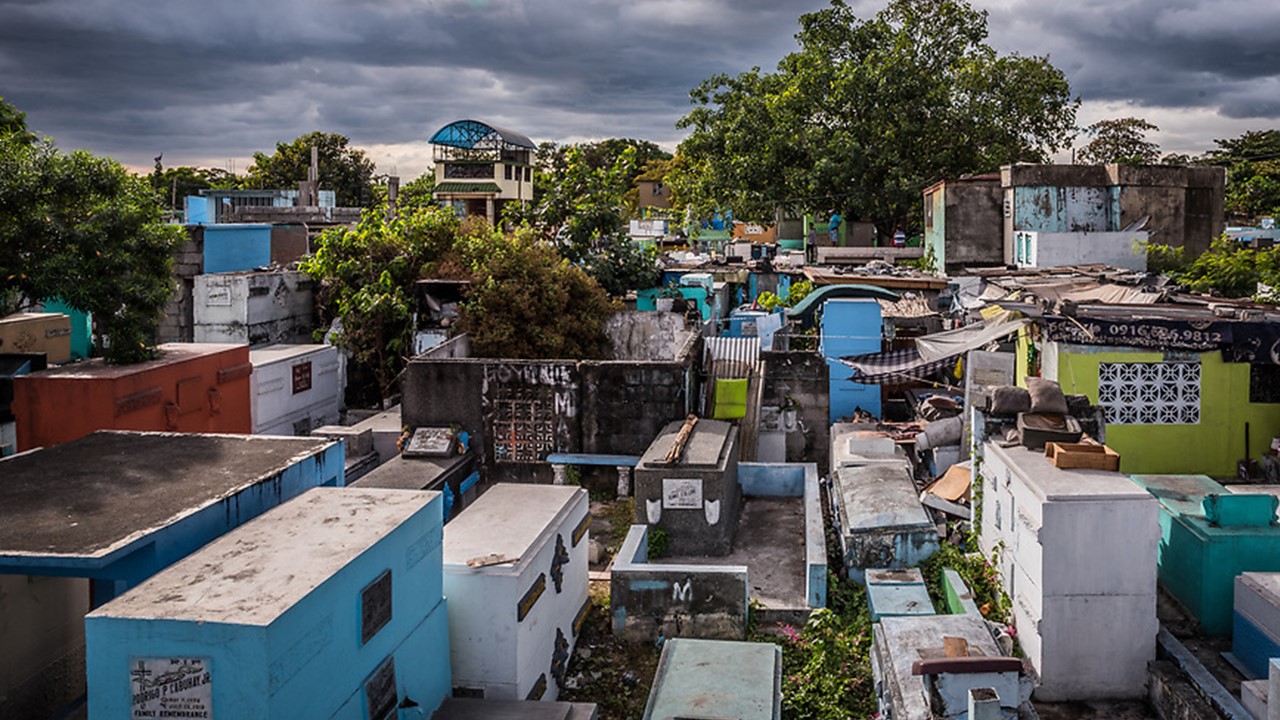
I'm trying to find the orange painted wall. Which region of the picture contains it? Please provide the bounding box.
[12,343,252,451]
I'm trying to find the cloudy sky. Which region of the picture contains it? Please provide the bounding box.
[2,0,1278,178]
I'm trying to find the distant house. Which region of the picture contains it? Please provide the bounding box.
[429,119,535,223]
[1001,163,1226,265]
[637,178,672,213]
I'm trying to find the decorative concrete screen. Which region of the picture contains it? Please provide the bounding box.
[1098,360,1201,425]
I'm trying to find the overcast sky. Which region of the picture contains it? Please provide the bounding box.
[2,0,1278,178]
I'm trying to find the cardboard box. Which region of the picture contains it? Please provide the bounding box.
[1045,442,1120,471]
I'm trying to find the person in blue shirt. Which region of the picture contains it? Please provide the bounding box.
[828,210,842,246]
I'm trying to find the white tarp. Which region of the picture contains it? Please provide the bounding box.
[914,314,1029,363]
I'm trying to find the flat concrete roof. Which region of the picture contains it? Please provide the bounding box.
[0,431,335,559]
[443,484,584,569]
[249,343,332,366]
[19,343,244,380]
[990,442,1151,502]
[639,419,734,469]
[644,638,779,720]
[88,488,436,625]
[349,455,469,490]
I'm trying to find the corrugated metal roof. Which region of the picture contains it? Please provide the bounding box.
[433,182,501,194]
[704,337,759,369]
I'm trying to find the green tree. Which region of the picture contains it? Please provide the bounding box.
[302,206,620,401]
[245,131,376,207]
[1204,130,1280,222]
[396,173,437,211]
[0,99,183,364]
[455,225,618,359]
[149,165,240,212]
[505,144,659,295]
[674,0,1077,236]
[1077,117,1161,164]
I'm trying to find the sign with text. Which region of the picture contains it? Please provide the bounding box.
[662,478,703,509]
[291,361,312,395]
[131,657,212,719]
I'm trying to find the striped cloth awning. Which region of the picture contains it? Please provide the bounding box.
[838,348,959,385]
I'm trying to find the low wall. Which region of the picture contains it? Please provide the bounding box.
[404,330,697,484]
[610,525,748,642]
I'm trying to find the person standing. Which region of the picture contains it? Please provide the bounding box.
[828,210,842,246]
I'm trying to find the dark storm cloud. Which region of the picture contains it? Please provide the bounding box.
[6,0,1276,170]
[987,0,1280,120]
[0,0,829,169]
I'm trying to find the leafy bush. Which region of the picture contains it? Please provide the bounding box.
[646,528,669,558]
[920,540,1011,624]
[775,580,877,720]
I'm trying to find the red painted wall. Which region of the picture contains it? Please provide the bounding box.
[13,343,252,451]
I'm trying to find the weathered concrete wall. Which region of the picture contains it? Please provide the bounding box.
[193,270,315,346]
[761,350,830,471]
[581,361,694,459]
[610,525,748,642]
[1015,230,1150,270]
[403,332,696,484]
[158,228,205,343]
[604,311,697,362]
[0,575,89,720]
[1002,163,1227,262]
[942,180,1004,268]
[269,223,310,266]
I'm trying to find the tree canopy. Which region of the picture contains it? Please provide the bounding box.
[244,131,376,207]
[1203,130,1280,222]
[505,143,660,295]
[1077,117,1161,165]
[0,98,183,364]
[302,205,618,402]
[673,0,1077,235]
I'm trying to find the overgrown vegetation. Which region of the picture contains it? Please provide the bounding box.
[756,280,815,311]
[1145,236,1280,299]
[302,206,618,404]
[560,581,661,720]
[768,578,877,720]
[920,539,1012,624]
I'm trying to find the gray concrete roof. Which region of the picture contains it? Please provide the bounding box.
[644,639,780,720]
[249,343,332,366]
[638,419,734,469]
[442,484,583,569]
[88,488,436,625]
[0,431,335,559]
[349,455,469,490]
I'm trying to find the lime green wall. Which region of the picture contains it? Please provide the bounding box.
[1015,327,1033,386]
[1045,342,1280,477]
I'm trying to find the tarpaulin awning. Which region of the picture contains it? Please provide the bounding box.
[914,314,1029,363]
[839,314,1028,384]
[839,348,960,384]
